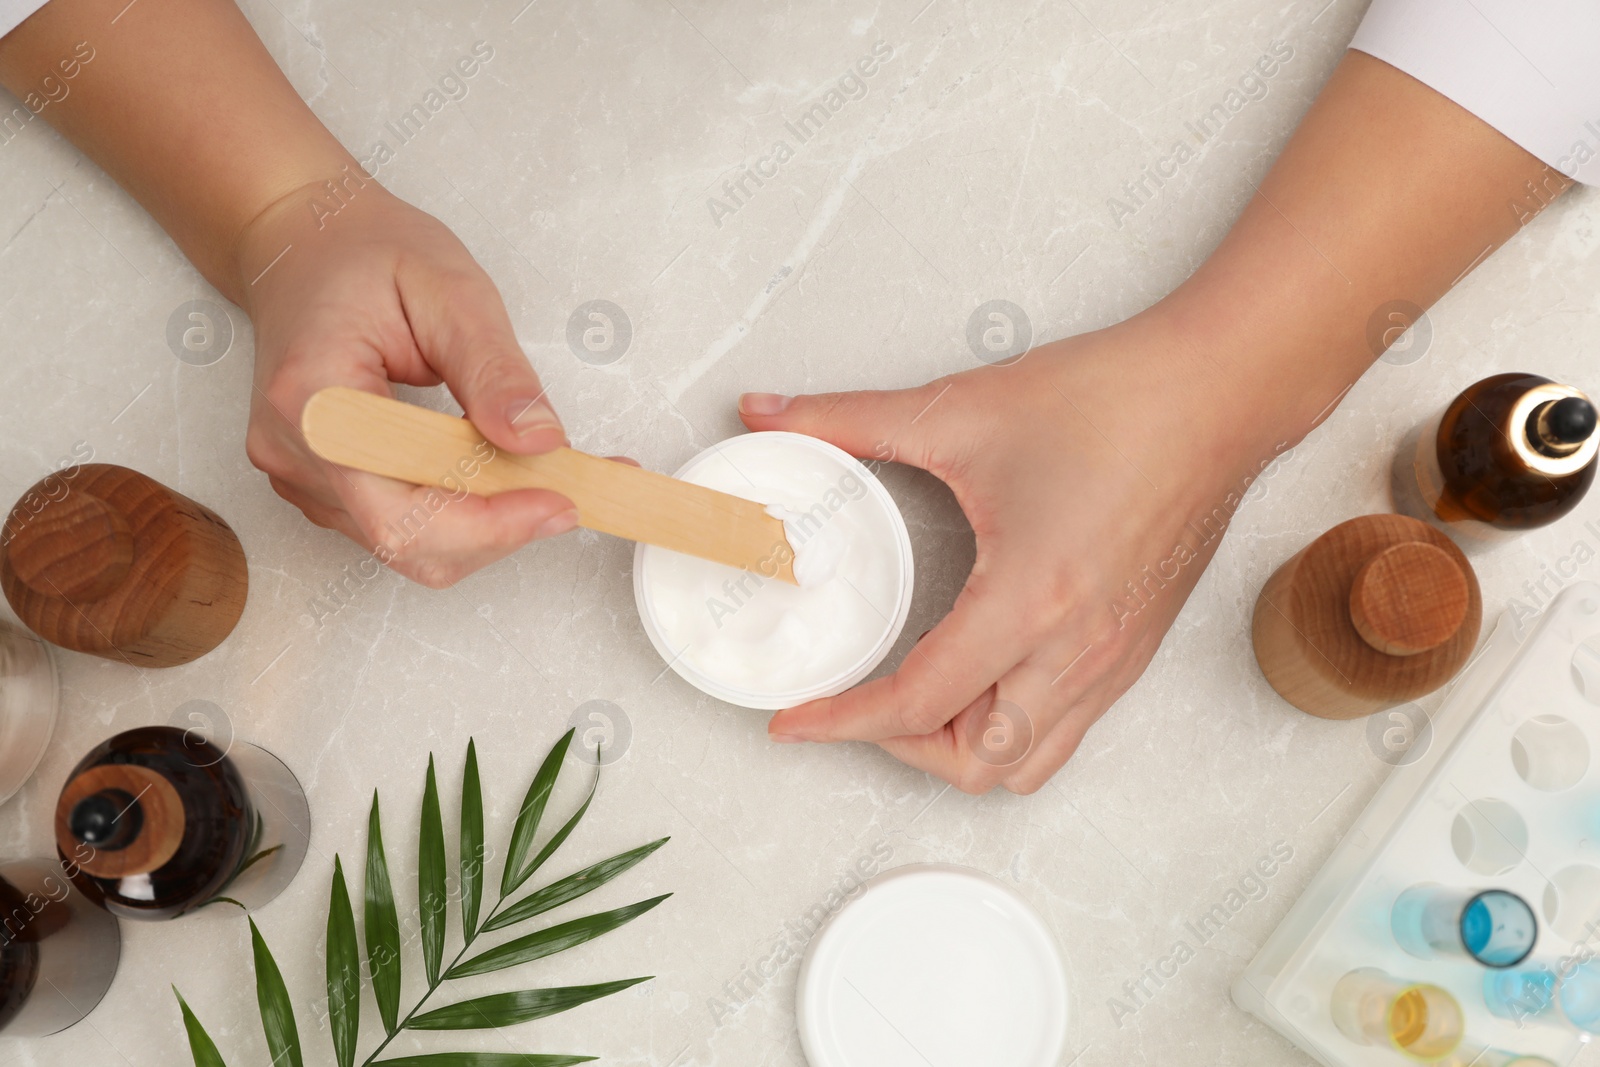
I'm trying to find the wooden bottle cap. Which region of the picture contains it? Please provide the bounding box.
[6,491,134,601]
[1,464,248,667]
[55,764,186,879]
[1252,514,1481,720]
[1348,542,1469,655]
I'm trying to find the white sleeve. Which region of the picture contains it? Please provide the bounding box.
[0,0,48,39]
[1352,0,1600,185]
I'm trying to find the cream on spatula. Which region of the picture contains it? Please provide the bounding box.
[299,387,799,584]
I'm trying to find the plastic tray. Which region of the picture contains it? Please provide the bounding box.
[1233,581,1600,1065]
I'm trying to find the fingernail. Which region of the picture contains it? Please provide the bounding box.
[770,733,806,744]
[740,393,791,416]
[507,399,561,435]
[534,509,579,538]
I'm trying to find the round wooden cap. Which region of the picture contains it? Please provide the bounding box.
[1348,542,1470,656]
[7,491,133,601]
[1251,513,1483,719]
[56,764,186,879]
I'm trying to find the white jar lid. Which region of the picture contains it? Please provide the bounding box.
[796,864,1069,1067]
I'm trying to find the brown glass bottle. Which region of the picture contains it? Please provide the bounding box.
[0,872,37,1033]
[56,725,310,921]
[0,858,120,1036]
[1392,373,1597,545]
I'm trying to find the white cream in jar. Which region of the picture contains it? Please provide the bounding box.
[633,432,914,710]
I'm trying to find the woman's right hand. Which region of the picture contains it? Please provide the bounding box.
[237,181,581,589]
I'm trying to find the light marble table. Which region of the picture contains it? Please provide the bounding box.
[3,0,1599,1064]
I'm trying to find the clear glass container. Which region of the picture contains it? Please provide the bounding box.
[0,858,120,1036]
[1331,967,1464,1060]
[1483,964,1558,1023]
[1558,959,1600,1033]
[1482,958,1600,1033]
[0,619,58,806]
[1391,884,1537,967]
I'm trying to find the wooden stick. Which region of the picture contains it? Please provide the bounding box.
[300,388,798,583]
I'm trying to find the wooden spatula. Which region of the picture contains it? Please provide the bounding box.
[300,387,797,583]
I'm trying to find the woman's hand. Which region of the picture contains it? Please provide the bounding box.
[739,314,1290,794]
[1,0,591,589]
[737,48,1570,794]
[236,183,580,588]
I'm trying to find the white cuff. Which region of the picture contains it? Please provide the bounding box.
[0,0,49,40]
[1352,0,1600,185]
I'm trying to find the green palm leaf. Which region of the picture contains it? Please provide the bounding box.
[448,896,670,979]
[365,792,403,1036]
[406,978,650,1030]
[373,1055,595,1066]
[171,728,669,1067]
[484,839,670,933]
[420,755,447,986]
[460,739,485,940]
[501,729,574,896]
[512,771,597,897]
[250,920,303,1067]
[326,857,360,1067]
[173,988,228,1067]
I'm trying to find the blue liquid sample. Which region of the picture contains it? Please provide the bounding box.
[1560,960,1600,1033]
[1461,891,1538,967]
[1483,965,1557,1021]
[1393,885,1536,967]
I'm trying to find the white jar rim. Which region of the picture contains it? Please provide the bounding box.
[632,431,915,710]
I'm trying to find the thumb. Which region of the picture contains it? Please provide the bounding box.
[405,265,566,456]
[737,381,949,470]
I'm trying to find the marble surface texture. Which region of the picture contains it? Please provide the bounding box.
[2,0,1599,1064]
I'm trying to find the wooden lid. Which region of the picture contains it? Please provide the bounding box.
[6,491,133,601]
[1252,513,1482,718]
[0,463,249,666]
[55,764,186,879]
[1349,542,1470,655]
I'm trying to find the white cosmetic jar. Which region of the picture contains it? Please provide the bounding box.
[632,432,914,710]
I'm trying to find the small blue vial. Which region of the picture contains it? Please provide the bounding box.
[1483,964,1558,1022]
[1392,885,1536,968]
[1560,959,1600,1033]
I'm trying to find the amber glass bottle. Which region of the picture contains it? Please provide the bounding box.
[1393,373,1597,544]
[0,858,120,1036]
[55,725,310,921]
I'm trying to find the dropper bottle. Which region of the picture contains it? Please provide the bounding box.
[55,724,311,920]
[1392,373,1597,545]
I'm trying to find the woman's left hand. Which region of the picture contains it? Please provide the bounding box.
[739,312,1290,793]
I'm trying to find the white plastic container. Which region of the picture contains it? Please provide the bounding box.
[633,432,914,710]
[1234,582,1600,1066]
